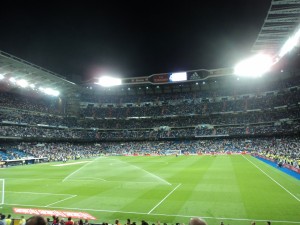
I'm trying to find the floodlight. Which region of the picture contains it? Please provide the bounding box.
[0,74,4,80]
[96,76,122,87]
[9,77,16,83]
[44,88,60,96]
[16,79,28,88]
[234,54,273,77]
[279,28,300,58]
[51,90,60,96]
[39,87,60,96]
[29,84,35,89]
[279,36,298,57]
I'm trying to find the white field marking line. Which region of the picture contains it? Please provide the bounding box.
[67,179,158,184]
[243,155,300,203]
[6,191,75,196]
[45,194,77,207]
[4,203,300,224]
[4,178,59,180]
[148,183,181,214]
[62,157,100,182]
[4,177,103,182]
[3,177,163,184]
[4,177,106,182]
[267,163,300,184]
[113,158,171,185]
[73,177,107,181]
[52,161,92,167]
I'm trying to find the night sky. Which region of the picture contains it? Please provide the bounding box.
[0,1,271,83]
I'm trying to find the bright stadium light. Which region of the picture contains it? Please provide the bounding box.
[96,76,122,87]
[9,77,16,83]
[38,87,60,96]
[0,74,4,80]
[44,88,60,96]
[279,28,300,58]
[16,79,28,88]
[234,54,273,78]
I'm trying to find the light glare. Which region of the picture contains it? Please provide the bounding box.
[234,54,273,77]
[9,77,16,83]
[279,27,300,57]
[96,76,122,87]
[279,36,298,57]
[39,87,60,96]
[16,79,28,88]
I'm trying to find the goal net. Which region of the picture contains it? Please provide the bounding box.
[0,179,4,206]
[165,150,182,155]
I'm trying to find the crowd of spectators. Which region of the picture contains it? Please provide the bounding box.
[1,109,300,130]
[0,112,77,127]
[1,137,299,168]
[80,88,300,119]
[0,91,61,115]
[0,126,95,139]
[0,76,299,141]
[18,142,101,161]
[0,213,273,225]
[0,214,217,225]
[1,87,300,141]
[0,122,299,141]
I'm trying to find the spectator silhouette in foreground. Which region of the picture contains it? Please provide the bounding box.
[189,217,207,225]
[19,216,26,225]
[26,216,47,225]
[0,215,5,225]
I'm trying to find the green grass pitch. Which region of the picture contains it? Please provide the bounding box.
[1,155,300,225]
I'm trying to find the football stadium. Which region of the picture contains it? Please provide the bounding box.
[1,1,300,225]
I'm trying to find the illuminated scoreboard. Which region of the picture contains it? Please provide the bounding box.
[122,68,233,85]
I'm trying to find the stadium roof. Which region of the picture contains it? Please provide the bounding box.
[0,50,78,95]
[252,0,300,55]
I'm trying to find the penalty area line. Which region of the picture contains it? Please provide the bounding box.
[148,183,181,214]
[62,157,100,182]
[113,158,171,185]
[45,195,77,207]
